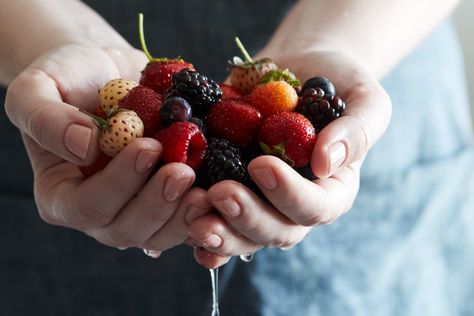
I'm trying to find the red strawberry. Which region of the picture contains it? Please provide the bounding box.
[118,85,163,137]
[79,153,112,177]
[219,83,243,100]
[140,60,194,95]
[257,112,316,168]
[155,122,207,171]
[138,14,194,94]
[247,81,298,117]
[207,99,262,149]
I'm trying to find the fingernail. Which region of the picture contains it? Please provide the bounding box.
[185,205,209,224]
[135,150,159,173]
[328,142,346,175]
[204,234,222,248]
[251,167,278,190]
[64,124,91,160]
[164,176,192,202]
[214,198,241,219]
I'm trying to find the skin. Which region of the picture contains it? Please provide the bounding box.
[0,0,460,267]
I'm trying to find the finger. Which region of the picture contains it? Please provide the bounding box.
[87,163,195,249]
[141,187,211,251]
[5,68,100,166]
[207,180,308,249]
[313,80,392,178]
[248,155,361,226]
[188,213,263,257]
[37,138,161,230]
[193,247,231,269]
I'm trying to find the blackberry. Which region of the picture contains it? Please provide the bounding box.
[167,69,222,118]
[204,138,248,187]
[297,88,345,132]
[301,76,336,98]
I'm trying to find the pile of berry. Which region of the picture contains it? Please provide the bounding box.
[79,14,346,188]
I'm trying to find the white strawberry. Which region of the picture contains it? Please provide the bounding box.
[99,79,139,114]
[229,38,301,94]
[97,110,144,157]
[229,37,278,94]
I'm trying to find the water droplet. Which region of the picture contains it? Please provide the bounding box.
[279,246,293,251]
[240,253,254,262]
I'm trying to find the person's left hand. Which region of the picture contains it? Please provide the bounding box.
[186,48,392,268]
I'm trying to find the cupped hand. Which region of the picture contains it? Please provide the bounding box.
[188,49,392,268]
[5,43,210,253]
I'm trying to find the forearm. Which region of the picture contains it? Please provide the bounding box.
[0,0,128,85]
[264,0,460,78]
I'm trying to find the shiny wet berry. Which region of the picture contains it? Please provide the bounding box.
[167,69,223,118]
[297,87,345,132]
[160,96,192,126]
[301,76,336,98]
[204,138,248,187]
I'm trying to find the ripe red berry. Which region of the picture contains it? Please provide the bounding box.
[257,112,316,168]
[207,99,262,149]
[219,83,243,100]
[118,85,163,137]
[155,122,207,171]
[138,13,194,94]
[140,60,194,94]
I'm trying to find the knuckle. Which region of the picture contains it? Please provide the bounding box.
[106,230,138,248]
[299,213,325,227]
[77,202,114,228]
[279,191,303,211]
[143,207,173,224]
[26,105,50,145]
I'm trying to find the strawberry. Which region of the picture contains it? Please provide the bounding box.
[229,38,279,94]
[207,99,262,149]
[95,110,144,157]
[78,153,112,177]
[138,14,194,94]
[155,122,207,171]
[118,85,163,137]
[219,83,243,100]
[257,112,316,168]
[247,81,298,117]
[99,79,139,114]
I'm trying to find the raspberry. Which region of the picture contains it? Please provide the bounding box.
[297,88,345,132]
[204,138,248,187]
[167,69,223,118]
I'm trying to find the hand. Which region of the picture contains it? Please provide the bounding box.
[5,43,210,253]
[187,49,392,268]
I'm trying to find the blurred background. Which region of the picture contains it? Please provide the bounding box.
[453,0,474,119]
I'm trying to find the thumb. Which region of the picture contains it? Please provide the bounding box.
[5,69,100,165]
[312,81,392,178]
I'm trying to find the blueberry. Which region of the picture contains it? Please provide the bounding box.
[302,76,336,98]
[160,96,192,126]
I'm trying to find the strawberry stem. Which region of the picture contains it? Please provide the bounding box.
[235,37,253,64]
[79,109,110,130]
[138,13,155,62]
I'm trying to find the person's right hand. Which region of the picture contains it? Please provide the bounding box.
[4,43,210,253]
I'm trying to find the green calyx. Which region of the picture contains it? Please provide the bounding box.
[259,69,301,88]
[138,13,183,64]
[259,142,295,167]
[79,109,111,131]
